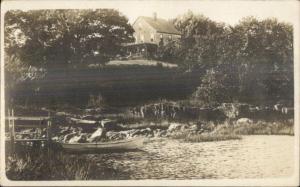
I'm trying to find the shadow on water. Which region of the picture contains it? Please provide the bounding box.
[5,142,133,180]
[62,148,146,154]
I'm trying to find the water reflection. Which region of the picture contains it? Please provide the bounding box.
[6,135,294,180]
[88,136,294,179]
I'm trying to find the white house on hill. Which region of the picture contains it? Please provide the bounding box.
[132,13,181,45]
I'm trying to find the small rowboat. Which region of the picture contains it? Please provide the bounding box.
[67,117,116,127]
[60,138,145,152]
[67,117,99,125]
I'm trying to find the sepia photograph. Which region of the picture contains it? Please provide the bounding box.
[0,0,299,186]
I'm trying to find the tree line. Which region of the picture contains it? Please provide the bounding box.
[4,9,293,107]
[5,9,134,83]
[158,11,293,106]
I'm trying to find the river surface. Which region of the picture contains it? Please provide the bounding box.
[84,135,294,179]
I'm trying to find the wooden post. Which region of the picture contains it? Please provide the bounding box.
[9,109,15,155]
[12,109,15,139]
[46,112,52,154]
[8,109,11,152]
[47,121,52,142]
[46,112,52,170]
[47,112,52,142]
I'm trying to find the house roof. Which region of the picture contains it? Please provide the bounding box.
[135,16,181,35]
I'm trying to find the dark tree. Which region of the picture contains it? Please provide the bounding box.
[4,9,135,70]
[173,11,293,106]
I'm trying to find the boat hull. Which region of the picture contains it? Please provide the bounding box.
[60,138,145,152]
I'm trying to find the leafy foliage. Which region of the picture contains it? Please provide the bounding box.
[6,146,127,180]
[232,17,293,103]
[156,40,182,63]
[193,65,239,106]
[172,11,227,69]
[4,9,135,104]
[171,12,293,105]
[4,9,134,69]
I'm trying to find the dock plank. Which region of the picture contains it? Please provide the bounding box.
[6,138,48,142]
[5,116,51,121]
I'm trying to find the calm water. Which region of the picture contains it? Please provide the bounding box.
[85,135,294,179]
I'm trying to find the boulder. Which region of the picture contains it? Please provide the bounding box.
[180,124,189,131]
[59,127,72,135]
[130,129,140,137]
[153,129,167,137]
[237,118,253,125]
[84,108,94,113]
[106,131,127,140]
[219,103,252,119]
[189,124,199,131]
[56,111,68,116]
[53,135,65,142]
[68,134,88,143]
[167,123,183,132]
[124,129,139,137]
[20,128,35,134]
[132,128,153,137]
[81,115,98,121]
[144,128,152,134]
[281,107,294,115]
[274,104,284,111]
[63,132,78,143]
[219,103,239,119]
[106,131,119,139]
[52,136,59,141]
[153,129,159,137]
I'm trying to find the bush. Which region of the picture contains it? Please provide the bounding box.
[171,131,241,142]
[5,145,127,180]
[233,120,294,135]
[87,94,105,108]
[192,67,239,106]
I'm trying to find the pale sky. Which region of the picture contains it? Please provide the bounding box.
[115,0,299,25]
[2,0,299,25]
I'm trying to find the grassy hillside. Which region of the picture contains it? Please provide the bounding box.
[9,62,199,108]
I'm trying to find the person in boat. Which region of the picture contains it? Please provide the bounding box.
[86,120,107,142]
[100,120,108,141]
[97,119,109,141]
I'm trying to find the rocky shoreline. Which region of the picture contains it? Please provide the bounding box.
[9,115,294,145]
[6,102,294,145]
[13,121,208,144]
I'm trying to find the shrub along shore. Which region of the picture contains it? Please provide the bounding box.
[6,103,294,146]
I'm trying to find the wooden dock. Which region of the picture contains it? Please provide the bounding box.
[6,109,52,154]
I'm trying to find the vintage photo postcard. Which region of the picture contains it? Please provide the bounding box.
[0,0,299,186]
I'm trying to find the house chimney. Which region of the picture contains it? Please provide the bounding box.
[153,12,157,21]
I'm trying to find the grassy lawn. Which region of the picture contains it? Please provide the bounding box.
[172,132,242,142]
[107,59,178,68]
[170,119,293,143]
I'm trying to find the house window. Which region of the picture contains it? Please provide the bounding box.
[141,34,144,43]
[134,36,138,43]
[151,33,154,42]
